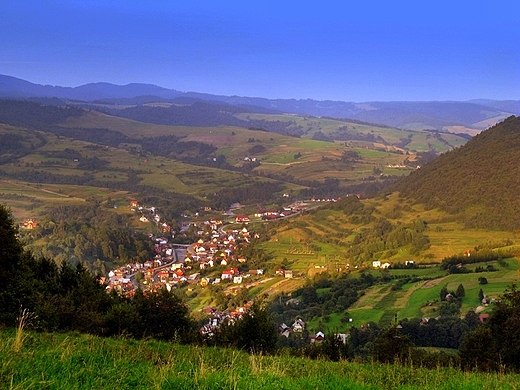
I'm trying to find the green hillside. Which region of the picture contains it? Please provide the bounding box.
[58,110,418,187]
[2,329,519,389]
[241,117,520,332]
[392,115,520,230]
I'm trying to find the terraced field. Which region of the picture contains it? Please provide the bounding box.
[343,258,520,328]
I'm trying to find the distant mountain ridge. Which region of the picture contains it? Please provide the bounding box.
[0,74,518,131]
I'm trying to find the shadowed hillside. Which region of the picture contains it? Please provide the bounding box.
[392,116,520,230]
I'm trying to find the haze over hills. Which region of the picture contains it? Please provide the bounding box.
[1,74,518,133]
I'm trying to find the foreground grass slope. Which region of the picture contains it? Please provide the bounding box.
[1,329,519,390]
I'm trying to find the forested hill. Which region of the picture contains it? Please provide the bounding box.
[0,100,84,129]
[392,116,520,230]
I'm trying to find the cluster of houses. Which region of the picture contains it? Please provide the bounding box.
[20,219,38,229]
[372,260,415,269]
[234,202,308,223]
[279,320,348,344]
[105,202,275,295]
[310,197,340,203]
[198,304,256,337]
[279,318,306,337]
[131,200,172,235]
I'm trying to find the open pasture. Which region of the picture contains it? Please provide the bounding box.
[59,111,419,186]
[341,258,520,328]
[3,330,520,390]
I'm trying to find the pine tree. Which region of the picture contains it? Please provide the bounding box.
[456,284,465,298]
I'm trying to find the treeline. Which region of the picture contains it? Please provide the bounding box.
[327,196,431,261]
[22,204,155,271]
[0,99,84,129]
[272,274,520,372]
[0,129,46,164]
[48,126,130,147]
[0,204,193,341]
[346,217,430,261]
[0,167,204,218]
[297,178,397,199]
[287,317,472,368]
[47,128,219,163]
[269,272,479,366]
[104,101,306,136]
[208,181,284,210]
[107,101,248,127]
[440,249,512,273]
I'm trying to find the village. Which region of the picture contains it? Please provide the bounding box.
[16,194,376,343]
[101,198,347,342]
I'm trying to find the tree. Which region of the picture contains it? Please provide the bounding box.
[486,285,520,370]
[0,204,23,280]
[135,288,195,342]
[456,284,465,298]
[459,326,498,371]
[478,288,485,303]
[231,301,278,354]
[0,204,29,324]
[321,332,349,361]
[372,325,414,363]
[439,286,448,301]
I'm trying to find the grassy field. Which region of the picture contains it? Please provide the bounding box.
[2,329,520,389]
[334,257,520,328]
[249,190,520,329]
[58,111,419,187]
[233,113,469,154]
[261,192,520,270]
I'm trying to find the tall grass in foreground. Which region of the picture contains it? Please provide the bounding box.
[12,308,34,353]
[1,330,519,389]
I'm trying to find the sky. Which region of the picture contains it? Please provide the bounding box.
[0,1,518,102]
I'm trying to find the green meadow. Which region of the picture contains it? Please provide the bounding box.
[58,110,420,186]
[2,329,520,390]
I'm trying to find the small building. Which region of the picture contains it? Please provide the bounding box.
[292,319,305,332]
[22,219,38,229]
[235,215,250,223]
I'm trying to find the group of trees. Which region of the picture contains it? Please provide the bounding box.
[20,204,155,271]
[1,203,280,352]
[0,204,194,341]
[269,272,378,326]
[346,216,430,261]
[441,249,511,274]
[0,99,84,130]
[460,286,520,371]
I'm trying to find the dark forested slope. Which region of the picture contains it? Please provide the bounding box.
[392,116,520,230]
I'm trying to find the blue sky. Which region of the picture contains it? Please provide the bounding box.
[1,1,518,101]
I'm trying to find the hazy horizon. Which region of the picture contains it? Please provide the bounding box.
[1,1,518,102]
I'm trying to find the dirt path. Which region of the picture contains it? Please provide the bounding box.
[1,179,71,198]
[422,276,446,289]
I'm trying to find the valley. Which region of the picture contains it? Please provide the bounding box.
[2,0,520,383]
[1,98,520,370]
